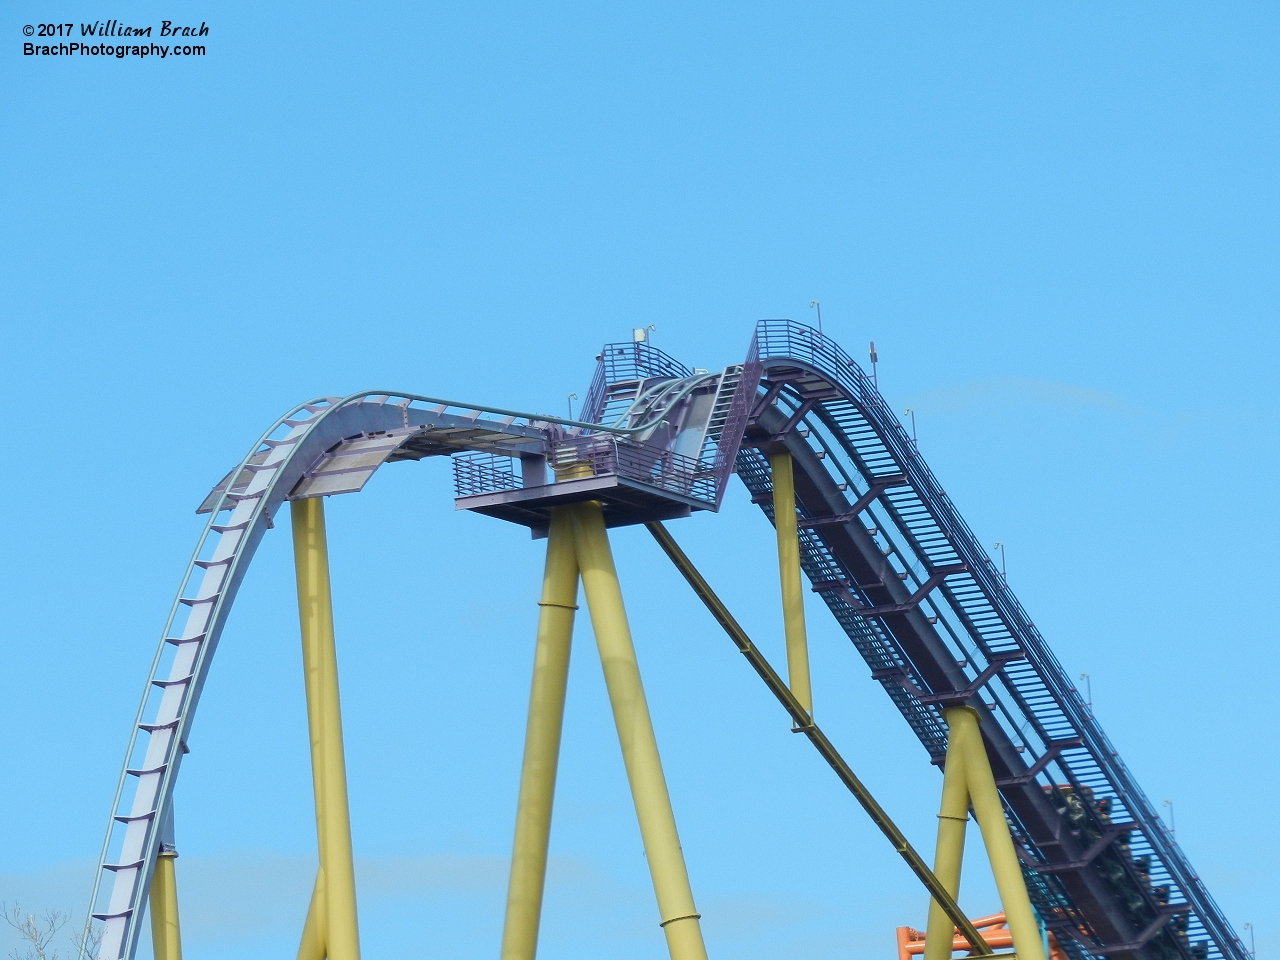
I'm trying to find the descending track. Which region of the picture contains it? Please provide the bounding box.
[732,320,1242,960]
[85,323,1243,960]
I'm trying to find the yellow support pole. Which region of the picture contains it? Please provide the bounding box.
[500,507,580,960]
[296,669,328,960]
[947,706,1047,960]
[296,869,326,960]
[148,852,182,960]
[923,722,970,960]
[292,497,361,960]
[769,452,812,717]
[297,548,328,960]
[569,502,708,960]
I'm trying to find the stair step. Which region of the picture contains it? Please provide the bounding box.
[113,812,155,825]
[192,558,231,570]
[93,907,136,919]
[164,633,206,646]
[138,720,179,732]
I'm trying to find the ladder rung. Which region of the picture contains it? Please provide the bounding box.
[93,907,135,919]
[113,812,155,824]
[101,860,144,874]
[164,633,206,646]
[192,558,231,570]
[219,491,261,503]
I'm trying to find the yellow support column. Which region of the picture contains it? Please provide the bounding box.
[296,870,326,960]
[149,851,182,960]
[948,706,1047,960]
[501,507,580,960]
[292,497,361,960]
[297,560,328,960]
[296,665,328,960]
[770,452,812,717]
[923,723,969,960]
[569,503,708,960]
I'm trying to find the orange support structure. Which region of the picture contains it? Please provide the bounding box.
[896,912,1068,960]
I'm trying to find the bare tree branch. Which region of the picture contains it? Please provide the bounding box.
[2,904,74,960]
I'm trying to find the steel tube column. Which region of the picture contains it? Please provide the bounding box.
[148,852,182,960]
[292,497,361,960]
[571,503,708,960]
[645,521,993,956]
[500,507,580,960]
[297,627,328,960]
[769,453,812,716]
[924,723,970,960]
[947,706,1046,960]
[296,872,326,960]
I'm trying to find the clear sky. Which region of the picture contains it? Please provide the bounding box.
[2,3,1276,959]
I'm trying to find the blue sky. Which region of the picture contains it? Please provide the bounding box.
[2,3,1276,958]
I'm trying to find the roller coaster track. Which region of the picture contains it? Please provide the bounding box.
[84,324,1244,960]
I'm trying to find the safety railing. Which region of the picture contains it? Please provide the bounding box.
[452,451,520,498]
[580,341,695,429]
[709,333,762,504]
[552,435,716,505]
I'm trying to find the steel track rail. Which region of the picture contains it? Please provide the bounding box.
[82,336,1244,960]
[83,387,670,960]
[737,319,1244,960]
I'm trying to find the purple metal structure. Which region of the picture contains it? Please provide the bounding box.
[84,321,1242,960]
[732,320,1240,960]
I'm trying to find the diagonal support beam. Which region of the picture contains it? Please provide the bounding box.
[994,739,1083,788]
[814,563,968,617]
[871,650,1026,707]
[798,474,909,529]
[1028,823,1137,874]
[749,381,787,420]
[1087,905,1192,956]
[644,522,999,958]
[774,398,818,439]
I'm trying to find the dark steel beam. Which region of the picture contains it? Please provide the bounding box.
[749,399,1152,958]
[645,520,1000,959]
